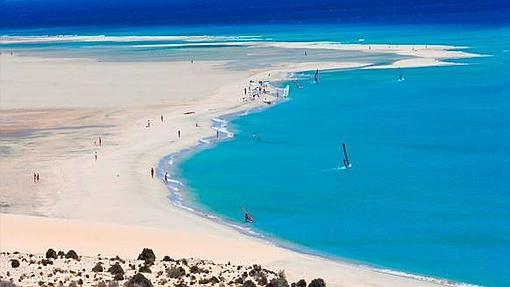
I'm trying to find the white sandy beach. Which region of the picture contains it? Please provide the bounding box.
[0,42,477,287]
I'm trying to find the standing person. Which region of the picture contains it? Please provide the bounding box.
[177,130,181,138]
[160,115,164,122]
[151,167,154,178]
[94,152,98,161]
[33,172,37,183]
[164,172,168,184]
[98,136,102,146]
[216,129,219,138]
[244,88,247,95]
[146,120,151,128]
[36,173,40,182]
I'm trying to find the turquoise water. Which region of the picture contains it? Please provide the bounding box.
[174,27,510,287]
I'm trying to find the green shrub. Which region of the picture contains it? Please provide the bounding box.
[127,273,153,287]
[10,259,20,268]
[138,265,152,273]
[46,249,58,259]
[92,262,104,273]
[293,279,306,287]
[307,279,325,287]
[107,262,124,276]
[65,250,79,260]
[166,266,186,279]
[137,248,156,266]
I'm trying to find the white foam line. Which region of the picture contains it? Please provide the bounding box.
[167,179,184,186]
[131,42,249,48]
[366,268,483,287]
[212,118,227,124]
[0,35,265,44]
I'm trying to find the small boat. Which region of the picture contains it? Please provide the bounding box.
[341,142,352,169]
[314,68,319,82]
[242,207,254,223]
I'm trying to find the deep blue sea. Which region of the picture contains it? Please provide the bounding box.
[1,5,509,285]
[171,26,510,287]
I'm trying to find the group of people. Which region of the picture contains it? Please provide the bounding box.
[151,167,169,184]
[86,113,191,186]
[93,136,102,161]
[242,80,273,103]
[33,172,40,183]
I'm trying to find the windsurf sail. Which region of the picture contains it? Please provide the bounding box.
[242,207,254,223]
[342,143,351,169]
[282,85,290,97]
[397,68,405,81]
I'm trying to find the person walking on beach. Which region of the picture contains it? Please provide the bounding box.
[146,120,151,128]
[164,172,169,184]
[36,173,40,182]
[178,130,181,138]
[33,172,37,183]
[98,136,102,146]
[94,151,98,161]
[151,167,155,178]
[161,115,164,122]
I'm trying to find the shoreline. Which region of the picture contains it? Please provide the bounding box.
[1,41,480,287]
